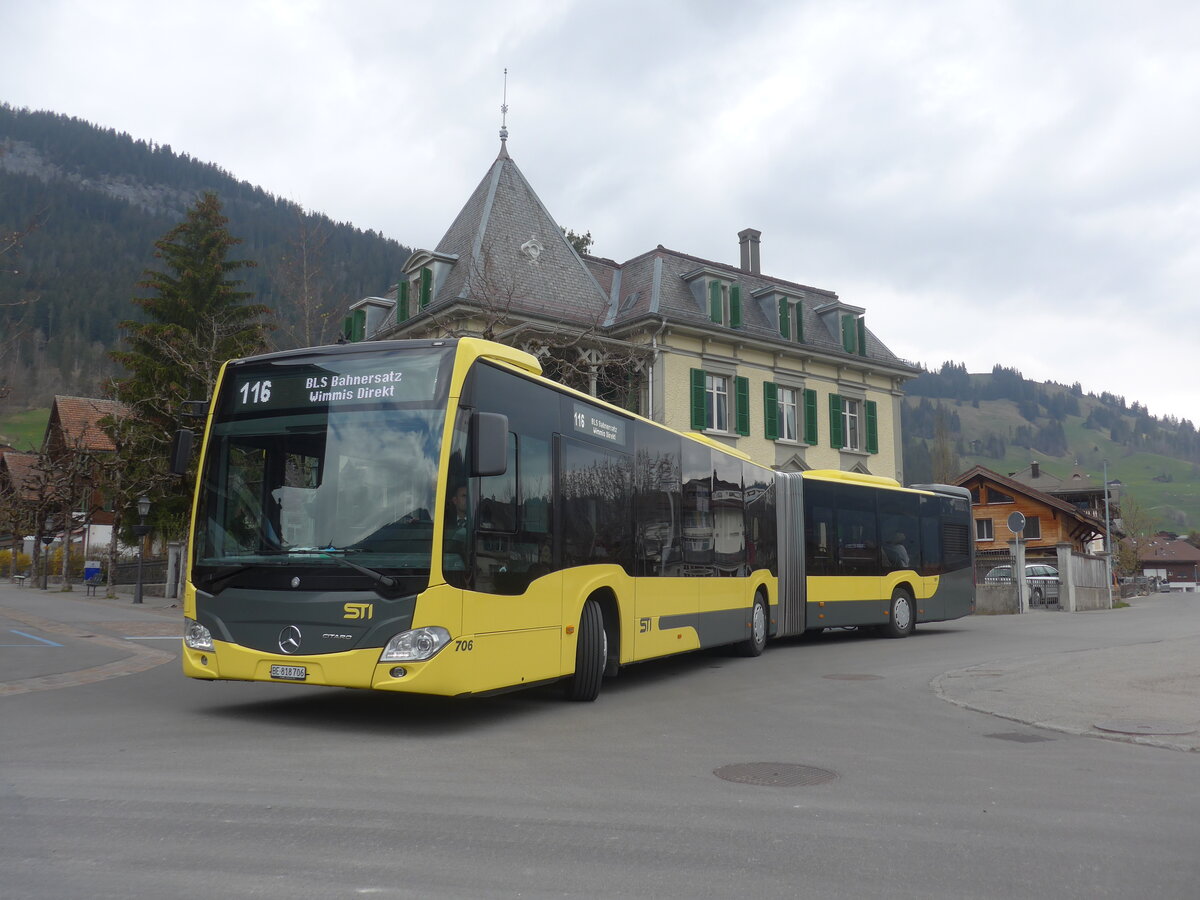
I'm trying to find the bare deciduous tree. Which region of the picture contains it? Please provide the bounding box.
[411,242,652,413]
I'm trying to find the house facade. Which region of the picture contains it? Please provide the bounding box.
[350,138,918,479]
[956,464,1110,558]
[1137,533,1200,591]
[41,395,127,562]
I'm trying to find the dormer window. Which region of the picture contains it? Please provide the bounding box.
[778,296,804,342]
[682,267,743,329]
[708,279,742,328]
[394,251,458,324]
[841,313,867,356]
[396,266,432,323]
[816,300,868,357]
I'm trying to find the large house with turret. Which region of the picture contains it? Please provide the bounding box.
[346,137,918,479]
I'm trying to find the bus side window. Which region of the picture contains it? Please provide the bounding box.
[919,496,943,575]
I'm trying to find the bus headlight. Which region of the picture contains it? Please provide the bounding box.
[379,627,452,662]
[184,618,214,651]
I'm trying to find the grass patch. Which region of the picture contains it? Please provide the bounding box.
[0,408,49,451]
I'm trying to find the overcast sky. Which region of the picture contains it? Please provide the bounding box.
[3,0,1196,424]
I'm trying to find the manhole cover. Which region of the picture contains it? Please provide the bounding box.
[713,763,837,787]
[1094,720,1196,736]
[986,732,1053,743]
[822,674,883,681]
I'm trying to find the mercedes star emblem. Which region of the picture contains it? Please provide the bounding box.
[278,625,302,654]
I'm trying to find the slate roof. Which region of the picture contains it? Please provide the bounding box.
[428,145,611,327]
[47,396,127,453]
[385,141,915,373]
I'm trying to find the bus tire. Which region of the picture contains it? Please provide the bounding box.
[883,587,915,639]
[566,599,606,702]
[735,593,768,657]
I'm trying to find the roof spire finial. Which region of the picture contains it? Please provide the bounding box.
[499,67,510,147]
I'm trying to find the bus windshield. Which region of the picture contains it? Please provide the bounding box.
[193,346,453,591]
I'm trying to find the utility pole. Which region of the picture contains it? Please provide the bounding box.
[1103,459,1114,609]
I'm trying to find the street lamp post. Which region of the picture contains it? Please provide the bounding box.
[133,496,151,605]
[41,521,54,590]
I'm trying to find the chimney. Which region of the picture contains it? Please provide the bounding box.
[738,228,761,275]
[1031,461,1040,479]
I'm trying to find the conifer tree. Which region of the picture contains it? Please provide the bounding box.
[112,191,269,417]
[109,191,270,537]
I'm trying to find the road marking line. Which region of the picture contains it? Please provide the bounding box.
[8,629,64,647]
[0,606,173,697]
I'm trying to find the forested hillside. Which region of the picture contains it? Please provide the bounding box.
[0,104,411,408]
[903,362,1199,531]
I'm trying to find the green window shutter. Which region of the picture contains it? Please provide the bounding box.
[857,317,867,357]
[735,376,750,436]
[730,284,742,328]
[351,308,366,342]
[829,393,843,449]
[341,315,353,342]
[709,281,721,323]
[804,389,818,444]
[796,307,804,342]
[778,297,790,339]
[763,382,779,441]
[396,281,409,322]
[690,368,707,430]
[419,267,432,308]
[841,315,856,353]
[865,400,879,454]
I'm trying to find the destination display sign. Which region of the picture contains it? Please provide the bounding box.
[224,350,449,416]
[572,401,627,445]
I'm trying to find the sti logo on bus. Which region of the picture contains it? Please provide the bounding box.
[343,603,374,620]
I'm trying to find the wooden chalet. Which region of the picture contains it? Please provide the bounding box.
[955,464,1111,558]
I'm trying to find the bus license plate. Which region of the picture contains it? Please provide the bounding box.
[270,665,307,681]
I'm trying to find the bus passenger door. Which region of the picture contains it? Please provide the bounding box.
[460,432,562,689]
[633,486,698,659]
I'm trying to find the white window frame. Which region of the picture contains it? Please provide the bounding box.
[1025,516,1042,539]
[706,373,730,433]
[777,386,798,442]
[785,299,802,341]
[975,518,994,541]
[842,397,862,450]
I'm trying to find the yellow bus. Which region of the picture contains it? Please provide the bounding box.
[179,338,972,700]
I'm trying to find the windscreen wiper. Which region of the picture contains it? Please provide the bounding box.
[288,548,397,589]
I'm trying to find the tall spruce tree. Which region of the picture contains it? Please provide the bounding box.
[109,191,270,537]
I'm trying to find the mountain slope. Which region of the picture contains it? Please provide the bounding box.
[0,104,411,407]
[903,364,1199,532]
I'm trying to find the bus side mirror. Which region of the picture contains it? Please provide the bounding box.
[470,412,508,477]
[170,429,194,476]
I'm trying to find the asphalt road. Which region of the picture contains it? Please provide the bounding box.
[2,583,1198,899]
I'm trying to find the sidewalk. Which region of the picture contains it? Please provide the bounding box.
[0,578,180,617]
[0,578,181,697]
[934,609,1200,752]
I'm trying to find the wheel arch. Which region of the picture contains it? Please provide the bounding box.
[587,585,621,676]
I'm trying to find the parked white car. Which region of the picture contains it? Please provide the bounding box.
[983,563,1061,605]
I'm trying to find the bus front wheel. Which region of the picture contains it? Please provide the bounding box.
[566,599,606,702]
[735,593,768,657]
[883,588,915,639]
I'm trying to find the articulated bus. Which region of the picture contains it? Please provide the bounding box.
[180,338,973,700]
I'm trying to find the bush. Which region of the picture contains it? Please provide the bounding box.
[1,549,33,577]
[48,546,87,579]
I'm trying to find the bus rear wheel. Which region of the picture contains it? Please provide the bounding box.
[735,593,768,657]
[883,588,915,639]
[566,599,606,702]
